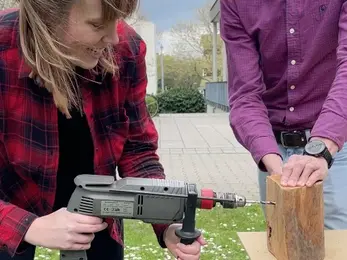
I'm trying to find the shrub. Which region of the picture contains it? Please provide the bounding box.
[145,94,159,117]
[156,87,206,113]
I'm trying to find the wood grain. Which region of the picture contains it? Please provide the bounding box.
[266,174,325,260]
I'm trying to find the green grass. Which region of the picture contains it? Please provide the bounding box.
[34,204,266,260]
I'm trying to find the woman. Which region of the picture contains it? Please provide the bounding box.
[0,0,206,259]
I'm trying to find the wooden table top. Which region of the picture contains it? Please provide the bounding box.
[237,230,347,260]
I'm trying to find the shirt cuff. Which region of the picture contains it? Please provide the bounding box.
[310,111,347,152]
[250,136,282,172]
[0,206,38,257]
[152,223,169,248]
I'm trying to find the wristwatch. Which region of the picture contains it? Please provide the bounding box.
[303,140,334,169]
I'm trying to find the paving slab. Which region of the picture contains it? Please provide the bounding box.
[152,113,260,201]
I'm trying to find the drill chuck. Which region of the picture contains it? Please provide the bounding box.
[215,192,247,208]
[197,189,247,209]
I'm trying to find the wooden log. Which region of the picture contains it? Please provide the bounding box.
[265,174,325,260]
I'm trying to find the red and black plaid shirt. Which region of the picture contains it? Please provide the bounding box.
[0,9,168,256]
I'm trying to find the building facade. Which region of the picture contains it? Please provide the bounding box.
[210,0,227,82]
[126,15,158,95]
[205,0,229,111]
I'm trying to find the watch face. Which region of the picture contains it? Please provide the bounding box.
[306,140,325,154]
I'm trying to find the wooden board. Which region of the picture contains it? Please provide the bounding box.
[266,174,325,260]
[237,230,347,260]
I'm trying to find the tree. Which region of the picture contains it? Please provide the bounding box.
[156,54,201,90]
[0,0,17,10]
[169,0,224,83]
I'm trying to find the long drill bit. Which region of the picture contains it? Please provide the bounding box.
[246,200,276,205]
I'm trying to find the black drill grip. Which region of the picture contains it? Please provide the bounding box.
[175,226,201,245]
[180,238,195,245]
[60,249,87,260]
[175,184,201,245]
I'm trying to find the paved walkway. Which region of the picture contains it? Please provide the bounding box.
[152,113,260,200]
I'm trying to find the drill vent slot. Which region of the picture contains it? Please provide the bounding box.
[79,196,94,214]
[137,195,144,216]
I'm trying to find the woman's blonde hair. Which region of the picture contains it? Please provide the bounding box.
[17,0,138,118]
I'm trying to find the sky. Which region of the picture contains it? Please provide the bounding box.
[139,0,214,32]
[137,0,215,54]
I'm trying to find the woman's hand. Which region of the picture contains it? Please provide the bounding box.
[164,224,207,260]
[24,207,108,250]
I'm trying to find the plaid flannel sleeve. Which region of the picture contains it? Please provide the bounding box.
[0,137,38,257]
[0,201,38,256]
[117,35,169,248]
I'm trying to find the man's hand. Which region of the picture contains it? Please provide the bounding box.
[281,154,328,187]
[261,154,283,175]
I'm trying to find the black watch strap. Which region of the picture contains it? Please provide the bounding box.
[322,148,334,169]
[303,141,333,169]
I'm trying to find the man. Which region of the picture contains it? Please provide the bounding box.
[0,0,206,259]
[220,0,347,229]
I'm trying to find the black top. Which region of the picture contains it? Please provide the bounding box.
[53,107,94,211]
[52,106,125,259]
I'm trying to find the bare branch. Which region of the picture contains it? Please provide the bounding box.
[0,0,17,10]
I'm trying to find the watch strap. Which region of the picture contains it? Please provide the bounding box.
[303,145,333,169]
[322,147,333,169]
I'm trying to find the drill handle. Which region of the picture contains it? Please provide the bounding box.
[60,250,87,260]
[180,237,196,245]
[175,227,201,245]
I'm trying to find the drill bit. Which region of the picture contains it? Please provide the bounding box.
[246,200,276,205]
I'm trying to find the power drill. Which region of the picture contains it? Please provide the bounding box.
[58,174,263,260]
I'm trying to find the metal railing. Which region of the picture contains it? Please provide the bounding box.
[205,81,229,112]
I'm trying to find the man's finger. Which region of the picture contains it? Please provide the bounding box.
[281,162,294,186]
[287,161,305,186]
[306,170,323,187]
[297,163,317,186]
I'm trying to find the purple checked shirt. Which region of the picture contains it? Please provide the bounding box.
[220,0,347,167]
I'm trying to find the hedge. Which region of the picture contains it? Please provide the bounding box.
[145,94,159,117]
[156,87,206,113]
